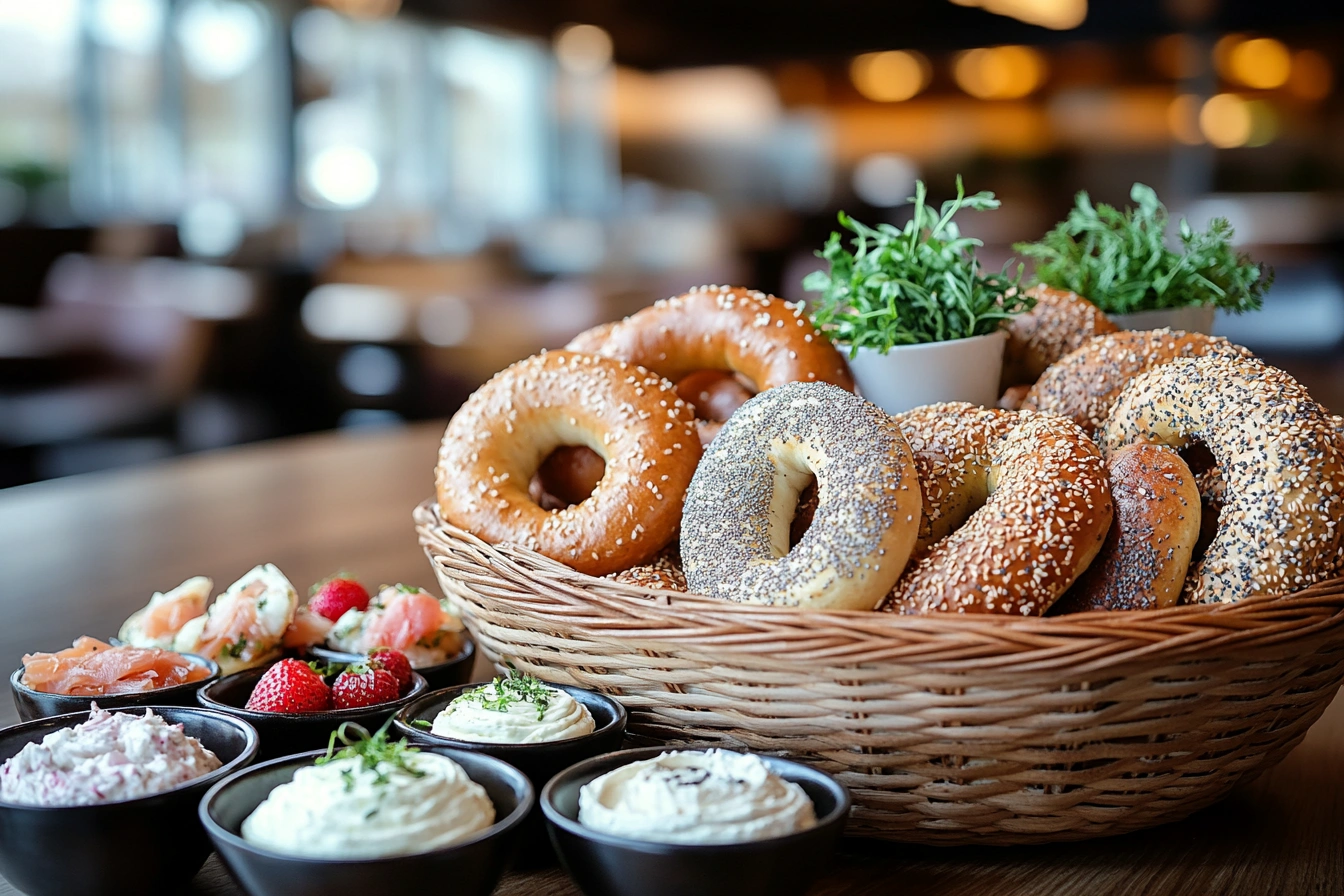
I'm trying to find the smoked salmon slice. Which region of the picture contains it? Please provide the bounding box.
[21,637,211,696]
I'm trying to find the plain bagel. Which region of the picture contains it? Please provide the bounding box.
[680,382,922,611]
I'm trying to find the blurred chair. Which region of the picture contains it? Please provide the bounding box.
[0,254,257,452]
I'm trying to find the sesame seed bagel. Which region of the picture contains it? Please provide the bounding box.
[1051,444,1201,614]
[883,406,1113,616]
[607,551,688,592]
[1103,356,1344,603]
[1001,285,1118,390]
[1022,329,1255,437]
[436,350,702,576]
[680,382,922,611]
[567,284,855,396]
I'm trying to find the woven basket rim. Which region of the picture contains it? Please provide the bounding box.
[414,498,1344,658]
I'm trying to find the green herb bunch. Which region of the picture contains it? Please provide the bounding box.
[1013,183,1270,314]
[802,177,1030,354]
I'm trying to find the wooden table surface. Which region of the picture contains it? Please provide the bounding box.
[1,421,1341,896]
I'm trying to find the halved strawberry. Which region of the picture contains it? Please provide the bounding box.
[245,659,332,713]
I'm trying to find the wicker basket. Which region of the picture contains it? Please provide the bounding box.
[414,500,1344,845]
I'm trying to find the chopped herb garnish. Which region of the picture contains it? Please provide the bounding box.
[412,719,433,729]
[222,636,248,659]
[457,663,554,721]
[393,583,421,594]
[316,719,426,788]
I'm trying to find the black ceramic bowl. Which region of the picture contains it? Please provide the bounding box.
[306,639,475,691]
[392,682,628,865]
[201,746,533,896]
[10,654,220,722]
[542,746,851,896]
[0,705,258,896]
[197,665,428,760]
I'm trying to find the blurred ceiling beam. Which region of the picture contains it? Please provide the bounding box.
[398,0,1344,68]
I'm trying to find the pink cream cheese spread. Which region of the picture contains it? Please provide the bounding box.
[0,706,221,807]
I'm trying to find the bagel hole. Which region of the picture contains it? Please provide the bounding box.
[790,478,819,548]
[1178,441,1220,564]
[530,446,606,510]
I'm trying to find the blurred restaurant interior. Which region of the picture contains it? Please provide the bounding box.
[1,0,1342,488]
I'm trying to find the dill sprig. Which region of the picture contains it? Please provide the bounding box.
[316,719,426,790]
[802,176,1030,353]
[1013,183,1271,314]
[456,664,553,721]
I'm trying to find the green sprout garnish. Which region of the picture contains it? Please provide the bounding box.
[456,663,553,721]
[222,636,248,659]
[803,176,1029,353]
[1013,182,1271,314]
[411,719,433,729]
[316,719,426,791]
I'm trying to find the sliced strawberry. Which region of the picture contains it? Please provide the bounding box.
[332,666,400,709]
[367,648,413,690]
[245,659,332,713]
[309,576,370,622]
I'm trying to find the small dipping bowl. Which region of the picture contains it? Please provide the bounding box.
[392,682,628,865]
[201,746,533,896]
[197,665,427,760]
[541,746,851,896]
[0,706,258,896]
[10,654,220,723]
[306,639,475,692]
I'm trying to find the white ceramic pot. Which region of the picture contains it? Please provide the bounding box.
[845,330,1007,416]
[1108,305,1215,334]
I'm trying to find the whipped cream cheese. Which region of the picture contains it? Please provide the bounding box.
[241,751,494,859]
[0,707,221,807]
[578,749,816,844]
[432,677,595,744]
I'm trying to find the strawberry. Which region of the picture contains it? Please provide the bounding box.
[332,665,400,709]
[368,648,413,690]
[245,659,332,713]
[309,575,370,622]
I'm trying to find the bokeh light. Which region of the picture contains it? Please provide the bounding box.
[305,146,380,208]
[1166,93,1203,144]
[1226,37,1292,89]
[851,153,919,207]
[954,45,1047,100]
[1288,49,1333,101]
[1199,93,1252,148]
[850,51,930,103]
[554,23,613,75]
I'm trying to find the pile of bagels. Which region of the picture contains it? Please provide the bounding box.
[435,284,1344,617]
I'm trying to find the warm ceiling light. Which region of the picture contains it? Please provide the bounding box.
[1244,99,1278,147]
[950,0,1086,30]
[850,50,930,102]
[554,23,613,75]
[1287,49,1333,101]
[1166,93,1203,144]
[312,0,399,19]
[954,45,1047,99]
[1199,93,1252,148]
[1226,37,1291,89]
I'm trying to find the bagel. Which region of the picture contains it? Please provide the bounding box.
[680,382,922,611]
[883,404,1112,616]
[1001,285,1118,390]
[436,351,702,576]
[607,550,687,592]
[568,283,855,394]
[1103,357,1344,603]
[1022,329,1255,437]
[1050,444,1201,613]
